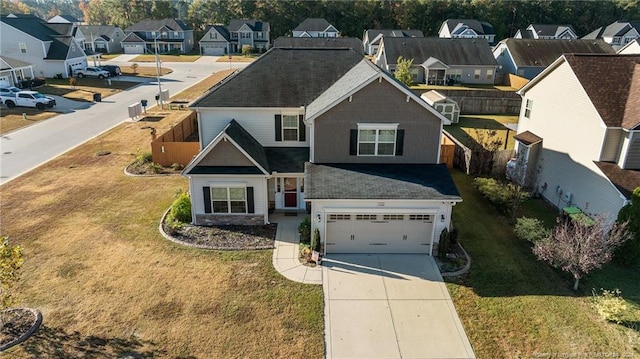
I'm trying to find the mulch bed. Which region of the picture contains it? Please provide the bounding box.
[0,308,41,351]
[165,223,276,250]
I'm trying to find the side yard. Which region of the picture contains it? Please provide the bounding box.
[448,170,639,358]
[0,114,324,357]
[445,115,519,150]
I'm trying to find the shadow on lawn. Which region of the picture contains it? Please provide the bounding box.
[19,325,167,358]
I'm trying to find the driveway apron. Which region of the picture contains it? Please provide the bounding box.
[323,254,475,359]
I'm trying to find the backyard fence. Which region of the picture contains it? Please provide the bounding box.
[151,111,199,166]
[440,134,455,168]
[444,130,515,176]
[434,89,522,115]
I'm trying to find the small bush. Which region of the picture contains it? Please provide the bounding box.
[514,217,550,243]
[169,192,192,223]
[438,228,451,258]
[136,152,153,164]
[241,45,253,56]
[473,177,530,218]
[131,63,139,74]
[171,163,184,171]
[311,228,321,253]
[298,217,311,245]
[148,162,163,174]
[592,288,629,324]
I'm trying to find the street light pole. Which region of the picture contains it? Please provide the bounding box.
[154,35,162,108]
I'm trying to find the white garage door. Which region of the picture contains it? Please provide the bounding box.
[124,44,144,54]
[325,213,434,254]
[202,44,226,56]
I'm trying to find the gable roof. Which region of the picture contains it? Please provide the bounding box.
[521,54,640,130]
[272,37,363,53]
[304,163,461,200]
[121,32,145,43]
[294,18,335,32]
[518,24,576,39]
[125,19,190,32]
[594,161,640,199]
[1,14,62,41]
[228,19,269,32]
[583,21,640,39]
[48,14,81,23]
[191,48,363,108]
[78,25,119,40]
[442,19,494,36]
[501,39,614,67]
[200,25,231,42]
[364,29,424,41]
[0,55,32,70]
[381,37,497,66]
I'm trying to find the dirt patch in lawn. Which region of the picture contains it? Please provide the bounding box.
[121,66,173,77]
[0,109,58,135]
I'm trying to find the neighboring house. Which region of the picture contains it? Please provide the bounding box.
[513,54,640,218]
[583,21,640,51]
[47,14,82,25]
[273,36,363,54]
[199,25,232,55]
[375,37,498,85]
[122,19,193,54]
[0,55,35,87]
[514,24,578,40]
[292,18,339,38]
[76,25,125,53]
[421,90,460,124]
[493,38,614,79]
[186,47,461,255]
[227,19,270,53]
[438,19,495,45]
[618,38,640,54]
[362,29,424,56]
[0,14,93,78]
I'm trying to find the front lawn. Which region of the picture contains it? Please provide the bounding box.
[448,170,639,357]
[130,54,201,63]
[0,113,323,357]
[0,108,58,134]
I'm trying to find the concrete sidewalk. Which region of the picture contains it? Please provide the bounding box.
[270,212,322,285]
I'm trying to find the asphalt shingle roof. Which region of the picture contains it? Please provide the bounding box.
[1,14,60,41]
[381,37,497,66]
[518,24,576,38]
[513,131,543,146]
[294,18,334,32]
[273,37,363,53]
[224,120,270,172]
[265,148,309,173]
[201,25,231,42]
[304,163,460,200]
[503,39,614,67]
[595,161,640,199]
[565,54,640,129]
[583,21,640,39]
[444,19,494,36]
[365,29,424,40]
[78,25,119,41]
[228,19,269,32]
[191,48,363,108]
[125,19,190,32]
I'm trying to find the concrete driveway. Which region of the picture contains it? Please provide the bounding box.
[323,254,475,359]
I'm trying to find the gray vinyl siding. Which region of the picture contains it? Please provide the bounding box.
[199,139,255,167]
[313,79,441,164]
[600,128,624,162]
[623,132,640,169]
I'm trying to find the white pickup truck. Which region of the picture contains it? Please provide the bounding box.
[3,91,56,110]
[75,67,110,79]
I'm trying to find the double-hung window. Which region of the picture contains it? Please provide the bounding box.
[19,43,27,54]
[474,69,481,79]
[357,124,397,156]
[524,99,533,119]
[211,187,247,213]
[282,115,299,141]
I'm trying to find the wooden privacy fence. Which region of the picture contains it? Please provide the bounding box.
[434,89,522,115]
[151,111,200,166]
[440,134,455,168]
[444,130,515,176]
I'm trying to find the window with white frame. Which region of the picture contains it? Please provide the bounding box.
[358,124,397,156]
[282,115,299,141]
[256,32,263,39]
[524,99,533,118]
[210,32,217,39]
[19,43,27,54]
[474,69,481,79]
[486,69,493,80]
[241,32,251,39]
[211,187,247,213]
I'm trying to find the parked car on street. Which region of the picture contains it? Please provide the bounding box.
[3,90,56,110]
[0,86,21,103]
[99,65,121,77]
[75,67,110,79]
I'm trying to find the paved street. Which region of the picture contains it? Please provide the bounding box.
[0,56,247,185]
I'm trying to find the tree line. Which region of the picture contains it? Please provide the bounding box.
[4,0,640,44]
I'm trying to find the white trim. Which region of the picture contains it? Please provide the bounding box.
[357,123,399,130]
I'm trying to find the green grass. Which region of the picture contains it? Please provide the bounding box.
[448,170,640,357]
[445,115,519,150]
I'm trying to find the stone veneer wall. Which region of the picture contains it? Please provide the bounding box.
[195,214,264,226]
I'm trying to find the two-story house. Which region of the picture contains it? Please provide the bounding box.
[0,14,90,78]
[122,19,193,54]
[185,48,461,255]
[375,37,498,85]
[583,21,640,51]
[514,24,578,40]
[362,29,424,56]
[513,54,640,218]
[76,25,125,53]
[619,39,640,54]
[292,18,339,38]
[438,19,495,45]
[227,19,270,53]
[493,38,613,79]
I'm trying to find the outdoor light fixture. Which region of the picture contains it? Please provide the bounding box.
[316,213,322,223]
[440,214,445,222]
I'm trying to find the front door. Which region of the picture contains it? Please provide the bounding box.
[284,177,297,208]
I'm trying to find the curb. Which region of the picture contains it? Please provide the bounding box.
[441,242,472,277]
[0,308,42,352]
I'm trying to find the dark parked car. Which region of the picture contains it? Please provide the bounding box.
[99,65,121,77]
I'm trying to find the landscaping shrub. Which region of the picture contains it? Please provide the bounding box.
[438,228,451,258]
[614,187,640,266]
[241,45,253,56]
[311,228,321,253]
[171,163,184,171]
[169,192,192,223]
[473,177,530,219]
[136,151,153,164]
[592,288,629,324]
[514,217,550,243]
[298,217,311,245]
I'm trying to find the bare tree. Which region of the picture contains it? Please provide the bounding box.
[533,216,630,291]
